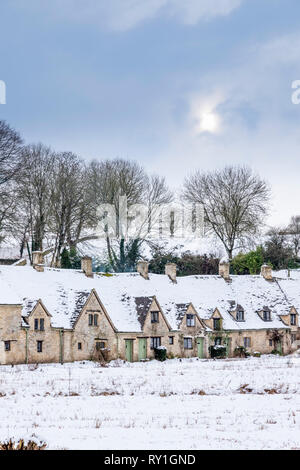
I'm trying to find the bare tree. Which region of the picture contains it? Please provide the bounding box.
[0,121,23,243]
[287,216,300,258]
[49,152,95,266]
[88,159,173,271]
[183,166,270,260]
[0,120,23,185]
[17,143,55,255]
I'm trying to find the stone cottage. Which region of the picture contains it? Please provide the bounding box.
[0,256,299,365]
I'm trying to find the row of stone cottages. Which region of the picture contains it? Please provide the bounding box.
[0,252,299,365]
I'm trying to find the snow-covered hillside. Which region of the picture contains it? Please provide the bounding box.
[0,355,299,450]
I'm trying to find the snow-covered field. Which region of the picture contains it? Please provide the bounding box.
[0,355,299,450]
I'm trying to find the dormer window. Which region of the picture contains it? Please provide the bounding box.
[151,311,159,323]
[213,318,221,330]
[88,314,99,326]
[291,314,296,326]
[263,310,271,321]
[34,318,45,331]
[186,314,195,327]
[236,310,244,321]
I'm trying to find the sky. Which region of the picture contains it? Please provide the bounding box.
[1,0,300,226]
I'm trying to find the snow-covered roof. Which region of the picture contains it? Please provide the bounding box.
[0,266,295,332]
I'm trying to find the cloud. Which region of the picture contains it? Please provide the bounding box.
[146,31,300,226]
[14,0,243,31]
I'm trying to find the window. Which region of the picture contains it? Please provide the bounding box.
[184,338,193,349]
[263,310,271,321]
[291,314,296,326]
[78,342,82,350]
[186,314,195,327]
[244,337,251,348]
[151,312,159,323]
[150,337,161,349]
[96,342,105,351]
[214,337,222,346]
[4,341,11,352]
[34,319,44,331]
[269,339,273,347]
[291,334,297,344]
[169,336,174,345]
[37,341,43,353]
[213,318,221,330]
[88,314,99,326]
[236,310,244,321]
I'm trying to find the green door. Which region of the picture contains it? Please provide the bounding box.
[276,341,282,354]
[225,338,232,357]
[197,338,204,358]
[138,338,147,361]
[125,340,133,362]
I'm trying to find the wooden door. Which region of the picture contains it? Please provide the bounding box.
[138,338,147,361]
[125,339,133,362]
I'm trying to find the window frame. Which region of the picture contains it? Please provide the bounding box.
[94,314,98,326]
[184,337,193,349]
[34,318,39,331]
[37,340,43,353]
[151,311,159,323]
[236,310,244,322]
[78,342,82,350]
[291,313,296,326]
[150,337,161,349]
[186,314,195,327]
[4,340,11,352]
[40,318,45,331]
[244,337,251,348]
[169,336,174,345]
[96,341,105,351]
[213,318,221,330]
[88,314,93,326]
[263,310,271,321]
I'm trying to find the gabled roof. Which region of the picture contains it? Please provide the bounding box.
[0,266,296,332]
[27,299,52,318]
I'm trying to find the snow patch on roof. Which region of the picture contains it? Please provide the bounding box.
[0,266,295,331]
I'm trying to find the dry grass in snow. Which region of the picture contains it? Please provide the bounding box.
[0,355,299,450]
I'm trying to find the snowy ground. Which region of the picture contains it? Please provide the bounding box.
[0,355,299,450]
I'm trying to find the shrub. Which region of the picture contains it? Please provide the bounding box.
[252,351,261,357]
[234,346,247,358]
[232,247,264,275]
[209,345,226,359]
[271,349,282,356]
[154,346,167,361]
[0,439,47,450]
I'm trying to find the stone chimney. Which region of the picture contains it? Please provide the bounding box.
[137,260,149,280]
[165,263,177,283]
[32,251,44,272]
[261,264,272,281]
[219,259,230,281]
[81,256,93,278]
